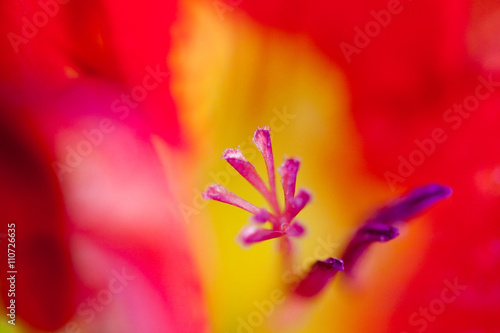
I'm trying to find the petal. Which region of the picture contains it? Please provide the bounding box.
[294,258,344,298]
[278,158,300,209]
[203,184,260,215]
[0,115,77,330]
[58,117,209,332]
[238,225,284,245]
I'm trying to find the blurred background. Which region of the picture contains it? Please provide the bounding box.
[1,0,500,332]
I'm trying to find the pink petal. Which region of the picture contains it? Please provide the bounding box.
[203,184,260,215]
[238,225,284,245]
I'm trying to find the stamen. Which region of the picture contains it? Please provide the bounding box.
[367,184,453,225]
[341,184,452,276]
[342,224,399,275]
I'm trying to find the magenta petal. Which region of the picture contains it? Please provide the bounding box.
[287,221,306,237]
[294,258,344,298]
[239,226,284,245]
[202,184,260,215]
[222,148,270,198]
[278,158,300,209]
[285,189,311,220]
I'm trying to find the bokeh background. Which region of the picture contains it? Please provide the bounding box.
[1,0,500,332]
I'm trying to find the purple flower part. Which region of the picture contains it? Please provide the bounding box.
[202,184,260,215]
[286,221,306,237]
[341,224,399,275]
[239,225,284,245]
[367,184,453,226]
[278,158,300,209]
[341,184,452,276]
[294,258,344,298]
[357,223,400,242]
[222,148,270,199]
[285,189,311,220]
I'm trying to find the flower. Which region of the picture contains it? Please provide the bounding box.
[3,0,500,331]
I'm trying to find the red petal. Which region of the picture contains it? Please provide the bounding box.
[0,114,76,330]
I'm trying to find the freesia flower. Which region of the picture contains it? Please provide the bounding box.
[2,0,500,332]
